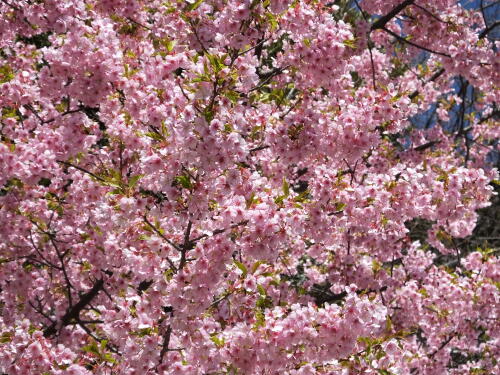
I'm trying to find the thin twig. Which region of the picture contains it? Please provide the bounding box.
[56,160,107,183]
[411,3,448,24]
[429,334,455,357]
[143,214,181,252]
[479,21,500,39]
[382,27,451,57]
[353,0,377,90]
[190,220,249,243]
[409,68,445,100]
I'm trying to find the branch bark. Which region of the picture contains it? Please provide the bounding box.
[371,0,416,31]
[43,279,104,337]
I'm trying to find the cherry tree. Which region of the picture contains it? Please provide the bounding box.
[0,0,499,374]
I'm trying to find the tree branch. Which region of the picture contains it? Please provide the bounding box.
[158,325,172,365]
[382,27,451,57]
[409,68,445,100]
[429,334,455,357]
[57,160,106,183]
[479,21,500,39]
[371,0,416,31]
[43,278,104,337]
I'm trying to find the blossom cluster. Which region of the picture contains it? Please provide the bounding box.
[0,0,498,374]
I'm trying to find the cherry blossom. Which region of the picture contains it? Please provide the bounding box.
[0,1,498,374]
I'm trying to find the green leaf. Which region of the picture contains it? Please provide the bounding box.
[343,38,357,49]
[334,202,346,212]
[385,316,392,332]
[253,309,265,329]
[251,260,264,274]
[436,229,454,248]
[2,107,21,120]
[256,295,273,309]
[82,341,100,356]
[274,195,285,205]
[185,0,204,12]
[135,327,153,336]
[265,12,278,31]
[0,331,13,344]
[417,288,429,297]
[375,349,387,361]
[203,108,214,122]
[246,192,260,208]
[293,190,310,203]
[282,177,290,197]
[80,233,90,244]
[174,175,193,189]
[225,90,240,103]
[144,131,164,141]
[372,259,382,273]
[257,284,266,296]
[161,121,170,138]
[357,336,374,346]
[103,353,116,363]
[166,39,176,52]
[47,201,63,215]
[128,174,143,189]
[210,334,225,348]
[17,32,52,48]
[154,37,177,52]
[0,65,14,83]
[123,64,140,78]
[206,53,223,73]
[234,260,248,277]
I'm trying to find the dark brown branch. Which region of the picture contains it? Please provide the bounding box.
[179,220,193,269]
[177,81,204,115]
[29,297,54,324]
[382,27,451,57]
[189,20,209,55]
[143,214,181,253]
[310,285,388,306]
[371,0,416,31]
[49,237,74,307]
[190,220,249,243]
[411,4,447,24]
[57,160,106,183]
[43,279,104,337]
[250,66,290,93]
[158,325,172,364]
[409,68,445,100]
[478,108,499,124]
[353,0,377,89]
[0,0,20,11]
[77,321,121,355]
[429,334,455,357]
[142,214,179,272]
[479,21,500,39]
[413,140,441,152]
[237,37,269,58]
[0,0,34,27]
[23,104,46,124]
[127,17,152,31]
[28,230,59,269]
[249,145,270,153]
[368,43,377,90]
